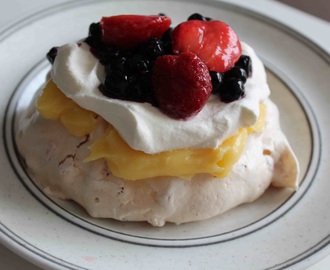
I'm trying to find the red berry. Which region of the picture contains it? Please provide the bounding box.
[100,15,171,49]
[152,52,212,119]
[172,20,242,73]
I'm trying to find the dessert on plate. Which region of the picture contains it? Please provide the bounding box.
[16,13,299,226]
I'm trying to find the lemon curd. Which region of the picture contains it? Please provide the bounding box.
[37,80,266,180]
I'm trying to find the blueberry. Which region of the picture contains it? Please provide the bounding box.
[126,74,153,102]
[101,71,130,99]
[187,13,212,21]
[224,67,248,83]
[89,22,102,40]
[235,55,252,77]
[109,72,130,90]
[209,71,224,94]
[101,70,153,103]
[97,46,121,65]
[160,28,173,54]
[161,27,172,43]
[112,56,128,72]
[219,79,245,103]
[104,63,113,75]
[46,47,58,64]
[85,23,103,49]
[125,55,150,74]
[137,38,165,59]
[216,55,252,102]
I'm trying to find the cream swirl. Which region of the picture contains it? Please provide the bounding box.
[51,42,270,154]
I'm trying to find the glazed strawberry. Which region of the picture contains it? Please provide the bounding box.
[100,15,171,49]
[172,20,242,73]
[152,52,212,119]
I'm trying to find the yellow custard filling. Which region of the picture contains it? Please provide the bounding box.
[37,80,266,180]
[37,80,101,136]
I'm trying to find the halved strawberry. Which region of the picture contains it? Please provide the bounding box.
[100,15,171,49]
[172,20,242,73]
[152,52,212,119]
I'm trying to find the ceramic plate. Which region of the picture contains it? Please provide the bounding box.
[1,0,330,269]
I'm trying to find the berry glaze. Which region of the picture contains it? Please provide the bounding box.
[48,13,270,154]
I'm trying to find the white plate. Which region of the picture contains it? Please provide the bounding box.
[1,0,330,269]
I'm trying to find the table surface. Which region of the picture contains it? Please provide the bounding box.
[0,0,329,269]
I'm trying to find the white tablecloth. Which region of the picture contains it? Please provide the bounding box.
[0,0,329,269]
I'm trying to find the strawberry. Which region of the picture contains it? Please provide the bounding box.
[172,20,242,73]
[152,52,212,119]
[100,15,171,49]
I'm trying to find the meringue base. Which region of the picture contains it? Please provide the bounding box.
[16,99,299,226]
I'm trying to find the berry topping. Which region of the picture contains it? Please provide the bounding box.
[219,78,245,102]
[210,71,224,94]
[210,55,252,103]
[160,27,173,54]
[46,47,59,64]
[235,55,252,77]
[224,67,248,83]
[100,52,154,103]
[136,38,166,60]
[89,22,102,42]
[152,52,212,119]
[52,13,253,120]
[100,15,171,49]
[172,20,242,72]
[187,13,211,21]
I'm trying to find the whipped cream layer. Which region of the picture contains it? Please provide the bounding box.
[51,42,270,154]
